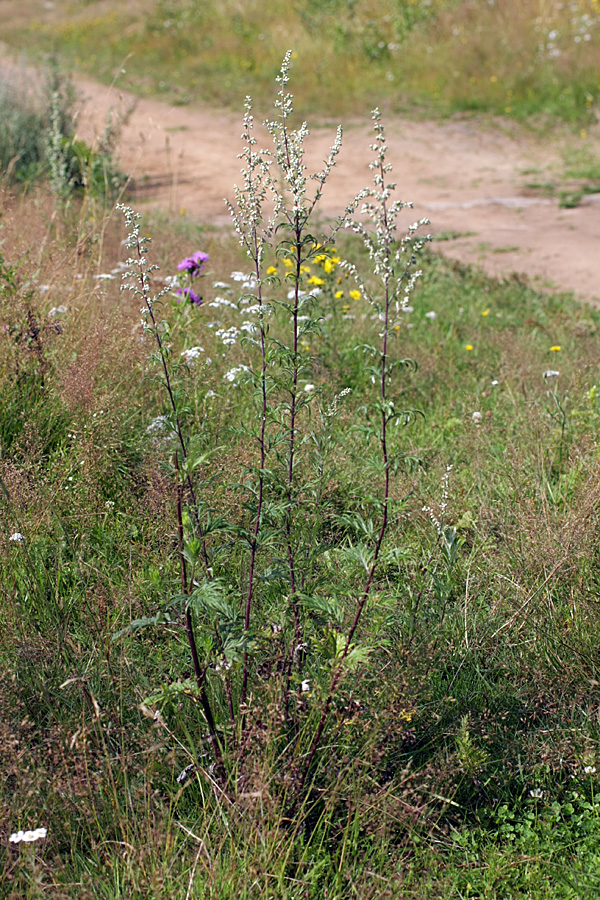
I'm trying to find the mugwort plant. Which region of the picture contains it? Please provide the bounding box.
[117,53,430,806]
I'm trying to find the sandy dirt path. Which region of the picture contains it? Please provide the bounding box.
[73,77,600,304]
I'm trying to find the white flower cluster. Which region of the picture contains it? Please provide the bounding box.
[48,305,68,317]
[180,346,204,362]
[146,415,168,434]
[230,271,258,290]
[208,296,237,309]
[215,326,240,346]
[9,827,47,844]
[9,532,25,543]
[223,365,250,384]
[537,5,597,59]
[287,288,322,301]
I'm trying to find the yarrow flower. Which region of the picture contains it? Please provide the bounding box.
[9,533,25,543]
[180,346,204,362]
[146,415,168,434]
[177,251,209,277]
[9,827,47,844]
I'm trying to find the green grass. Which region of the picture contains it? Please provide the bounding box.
[3,170,600,896]
[3,0,600,125]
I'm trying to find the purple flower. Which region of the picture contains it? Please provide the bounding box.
[176,287,202,306]
[177,251,209,277]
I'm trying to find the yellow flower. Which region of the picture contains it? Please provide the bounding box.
[337,276,343,284]
[300,265,311,274]
[394,324,400,332]
[581,130,587,140]
[267,266,277,275]
[314,254,326,264]
[465,344,473,351]
[323,258,337,274]
[481,309,490,317]
[342,304,350,312]
[308,276,324,286]
[335,290,344,299]
[550,345,561,352]
[283,258,293,269]
[349,290,361,301]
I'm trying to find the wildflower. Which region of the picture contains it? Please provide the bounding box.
[335,290,344,299]
[223,365,250,383]
[230,271,257,289]
[175,287,202,306]
[212,281,231,289]
[472,411,482,424]
[584,765,597,775]
[9,533,25,543]
[543,370,560,380]
[215,326,239,346]
[267,266,277,275]
[425,310,437,320]
[550,345,561,352]
[283,258,293,269]
[529,788,544,799]
[146,415,168,434]
[307,276,324,286]
[48,305,67,317]
[104,501,115,510]
[95,273,116,280]
[304,383,315,392]
[465,344,473,351]
[323,258,337,274]
[481,309,490,317]
[491,379,499,386]
[301,679,310,692]
[177,251,209,277]
[349,290,361,301]
[9,827,47,844]
[180,346,204,362]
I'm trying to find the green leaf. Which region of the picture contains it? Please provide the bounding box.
[112,613,171,642]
